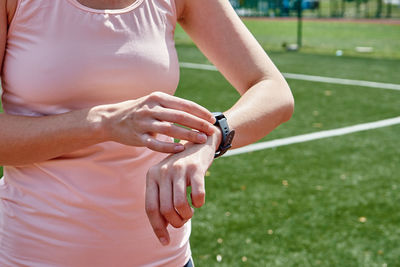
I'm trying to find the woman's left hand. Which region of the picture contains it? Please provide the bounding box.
[145,131,221,246]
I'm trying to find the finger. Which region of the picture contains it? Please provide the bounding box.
[145,177,170,246]
[173,174,194,221]
[155,93,215,124]
[159,177,187,228]
[150,121,208,144]
[154,108,215,136]
[142,134,184,153]
[190,172,206,208]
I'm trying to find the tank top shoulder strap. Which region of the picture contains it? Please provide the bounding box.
[147,0,178,28]
[157,0,178,21]
[7,0,55,39]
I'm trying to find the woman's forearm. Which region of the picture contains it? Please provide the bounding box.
[0,107,105,166]
[0,92,217,166]
[224,78,294,149]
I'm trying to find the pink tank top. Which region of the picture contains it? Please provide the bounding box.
[0,0,191,266]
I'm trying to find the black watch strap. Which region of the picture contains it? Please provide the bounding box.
[213,112,235,158]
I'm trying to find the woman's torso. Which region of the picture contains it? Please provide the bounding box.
[0,0,190,266]
[2,0,180,115]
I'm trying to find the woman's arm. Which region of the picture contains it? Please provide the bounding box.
[0,95,217,166]
[1,1,7,73]
[0,3,216,166]
[178,0,294,147]
[145,0,294,245]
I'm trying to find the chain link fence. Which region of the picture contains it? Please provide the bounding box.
[229,0,400,18]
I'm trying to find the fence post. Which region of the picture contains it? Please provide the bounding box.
[376,0,383,17]
[297,0,303,48]
[386,0,392,18]
[341,0,346,17]
[356,0,361,17]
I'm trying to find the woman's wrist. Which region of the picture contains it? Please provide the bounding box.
[179,126,221,158]
[210,125,223,153]
[86,105,111,143]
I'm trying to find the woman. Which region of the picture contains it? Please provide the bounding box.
[0,0,294,266]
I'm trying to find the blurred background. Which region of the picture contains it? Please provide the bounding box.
[229,0,400,18]
[174,1,400,266]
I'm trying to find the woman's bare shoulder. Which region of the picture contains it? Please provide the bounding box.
[6,0,18,25]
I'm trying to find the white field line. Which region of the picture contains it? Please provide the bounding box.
[283,73,400,91]
[179,62,400,91]
[180,62,400,156]
[224,116,400,157]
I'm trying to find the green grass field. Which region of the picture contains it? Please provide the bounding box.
[175,19,400,59]
[174,19,400,266]
[1,18,400,266]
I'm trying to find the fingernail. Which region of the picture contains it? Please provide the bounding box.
[211,115,216,124]
[159,237,168,246]
[198,133,207,142]
[174,144,184,152]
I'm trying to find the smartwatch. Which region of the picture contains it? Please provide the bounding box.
[213,112,235,158]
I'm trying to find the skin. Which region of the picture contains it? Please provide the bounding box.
[0,0,294,246]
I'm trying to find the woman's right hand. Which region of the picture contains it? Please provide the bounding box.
[94,92,216,153]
